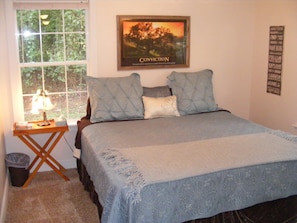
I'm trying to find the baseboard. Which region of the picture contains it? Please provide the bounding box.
[0,174,9,223]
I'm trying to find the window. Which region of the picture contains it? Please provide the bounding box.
[16,8,87,122]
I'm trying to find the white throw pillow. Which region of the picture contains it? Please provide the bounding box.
[142,96,180,119]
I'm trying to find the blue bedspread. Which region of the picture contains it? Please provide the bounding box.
[81,111,297,223]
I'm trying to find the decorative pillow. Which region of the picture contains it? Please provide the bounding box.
[84,86,172,119]
[167,69,218,115]
[143,86,171,97]
[86,73,144,123]
[142,95,180,119]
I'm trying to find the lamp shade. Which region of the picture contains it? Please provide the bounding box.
[31,89,54,114]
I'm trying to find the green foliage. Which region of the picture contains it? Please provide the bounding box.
[66,33,86,61]
[67,65,87,92]
[21,67,42,94]
[40,10,63,33]
[64,10,85,32]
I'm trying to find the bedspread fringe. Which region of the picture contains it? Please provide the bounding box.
[100,148,146,204]
[269,130,297,143]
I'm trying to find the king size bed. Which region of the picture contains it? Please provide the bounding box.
[75,69,297,223]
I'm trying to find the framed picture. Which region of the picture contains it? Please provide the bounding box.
[117,15,190,70]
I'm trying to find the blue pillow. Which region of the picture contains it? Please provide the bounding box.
[167,69,218,115]
[86,73,144,123]
[142,86,171,97]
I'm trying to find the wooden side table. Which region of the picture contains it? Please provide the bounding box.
[13,120,70,187]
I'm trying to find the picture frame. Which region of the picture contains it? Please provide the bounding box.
[117,15,190,70]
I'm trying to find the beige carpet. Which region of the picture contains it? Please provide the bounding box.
[5,168,99,223]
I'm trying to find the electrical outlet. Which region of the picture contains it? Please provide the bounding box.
[73,148,81,159]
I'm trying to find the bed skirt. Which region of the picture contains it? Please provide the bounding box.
[77,159,297,223]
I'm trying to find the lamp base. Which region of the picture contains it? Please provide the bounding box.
[37,111,51,126]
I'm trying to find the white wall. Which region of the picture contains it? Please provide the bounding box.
[88,0,255,118]
[3,0,256,171]
[250,0,297,134]
[0,0,11,220]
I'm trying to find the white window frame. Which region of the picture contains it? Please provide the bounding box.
[8,1,89,124]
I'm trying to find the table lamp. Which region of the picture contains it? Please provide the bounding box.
[31,89,54,126]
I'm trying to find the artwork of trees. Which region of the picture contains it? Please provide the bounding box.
[123,22,177,57]
[118,16,190,69]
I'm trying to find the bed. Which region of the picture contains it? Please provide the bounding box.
[76,70,297,223]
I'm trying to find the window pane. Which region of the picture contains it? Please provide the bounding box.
[48,92,88,120]
[66,33,86,61]
[23,95,41,121]
[64,9,85,32]
[67,65,87,92]
[49,93,66,119]
[42,34,64,62]
[68,92,88,119]
[17,10,39,34]
[21,67,42,94]
[44,66,66,92]
[18,35,41,63]
[41,10,63,33]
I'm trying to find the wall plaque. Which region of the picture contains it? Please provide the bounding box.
[266,26,285,95]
